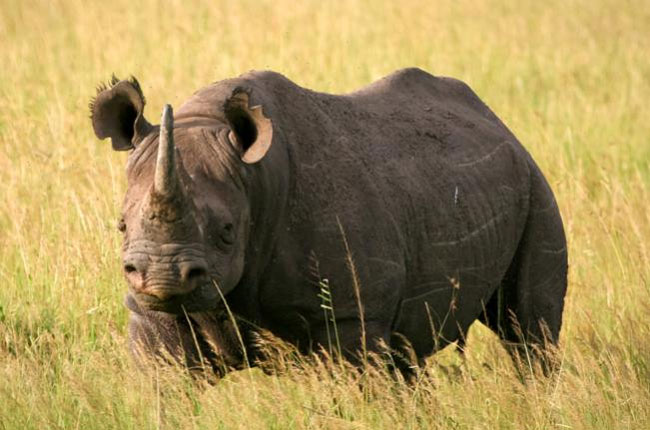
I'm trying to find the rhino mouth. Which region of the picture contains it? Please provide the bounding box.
[128,282,221,314]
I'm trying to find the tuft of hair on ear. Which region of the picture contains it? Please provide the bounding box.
[126,75,146,105]
[89,75,118,119]
[88,75,145,119]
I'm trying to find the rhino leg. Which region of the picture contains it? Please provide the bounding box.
[479,168,568,374]
[128,310,238,377]
[128,312,201,369]
[310,318,392,363]
[310,318,427,381]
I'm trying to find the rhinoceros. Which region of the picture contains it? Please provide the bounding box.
[90,68,567,375]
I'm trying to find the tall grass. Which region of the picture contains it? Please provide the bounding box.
[1,0,649,428]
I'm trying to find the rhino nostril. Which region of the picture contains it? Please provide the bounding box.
[182,265,207,285]
[123,261,145,291]
[187,267,206,280]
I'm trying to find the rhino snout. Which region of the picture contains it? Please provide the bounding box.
[123,255,209,302]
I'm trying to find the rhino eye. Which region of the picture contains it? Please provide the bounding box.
[117,218,126,233]
[221,223,235,245]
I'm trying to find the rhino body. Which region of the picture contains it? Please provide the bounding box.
[91,68,567,374]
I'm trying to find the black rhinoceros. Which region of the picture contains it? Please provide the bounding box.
[90,68,567,375]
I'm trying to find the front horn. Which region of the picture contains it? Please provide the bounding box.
[153,104,179,199]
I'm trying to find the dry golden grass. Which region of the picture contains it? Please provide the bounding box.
[1,0,649,428]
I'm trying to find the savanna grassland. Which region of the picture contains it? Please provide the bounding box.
[1,0,649,428]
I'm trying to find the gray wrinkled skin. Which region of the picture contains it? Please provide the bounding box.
[90,69,568,375]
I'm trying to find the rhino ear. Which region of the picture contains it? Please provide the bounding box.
[225,90,273,164]
[89,75,152,151]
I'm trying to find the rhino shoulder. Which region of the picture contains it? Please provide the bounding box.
[348,67,473,102]
[385,68,481,101]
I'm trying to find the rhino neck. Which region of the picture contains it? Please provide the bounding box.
[225,137,291,319]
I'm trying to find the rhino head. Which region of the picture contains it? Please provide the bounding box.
[90,76,273,315]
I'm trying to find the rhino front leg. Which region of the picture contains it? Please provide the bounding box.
[128,311,190,367]
[309,318,424,377]
[310,318,390,360]
[128,310,224,375]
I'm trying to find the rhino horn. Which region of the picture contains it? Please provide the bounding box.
[146,104,195,227]
[154,104,179,199]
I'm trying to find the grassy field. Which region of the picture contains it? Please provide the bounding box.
[1,0,649,428]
